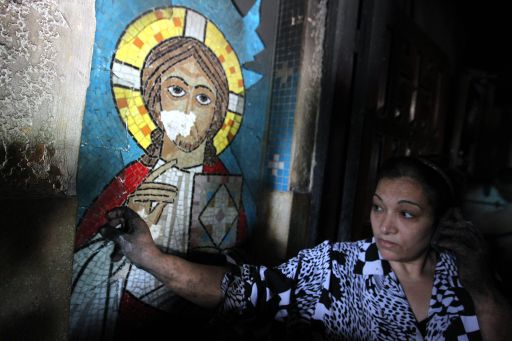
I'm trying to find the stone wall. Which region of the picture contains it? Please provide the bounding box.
[0,0,95,339]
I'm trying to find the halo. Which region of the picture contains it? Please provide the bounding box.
[110,7,245,155]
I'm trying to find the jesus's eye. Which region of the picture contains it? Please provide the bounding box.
[196,93,211,105]
[168,85,186,97]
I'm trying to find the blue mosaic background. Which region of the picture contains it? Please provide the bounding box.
[78,0,271,229]
[264,0,306,191]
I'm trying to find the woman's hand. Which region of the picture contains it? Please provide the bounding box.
[432,208,493,294]
[127,159,178,225]
[100,206,227,308]
[433,208,512,340]
[100,206,162,267]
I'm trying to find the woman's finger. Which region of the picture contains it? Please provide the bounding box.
[106,207,126,220]
[435,238,470,255]
[436,228,481,251]
[110,243,124,262]
[436,225,479,239]
[99,224,122,241]
[438,219,473,231]
[104,217,125,228]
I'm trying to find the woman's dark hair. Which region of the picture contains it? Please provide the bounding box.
[376,156,456,223]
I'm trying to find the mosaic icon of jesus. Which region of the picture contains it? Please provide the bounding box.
[70,8,246,339]
[125,36,237,253]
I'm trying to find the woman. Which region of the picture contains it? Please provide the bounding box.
[101,156,512,340]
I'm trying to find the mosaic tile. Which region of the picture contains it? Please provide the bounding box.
[190,174,242,252]
[264,0,306,191]
[73,0,272,338]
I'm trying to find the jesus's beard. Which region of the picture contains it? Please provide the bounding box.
[160,109,207,152]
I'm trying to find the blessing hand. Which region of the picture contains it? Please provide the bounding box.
[127,159,178,225]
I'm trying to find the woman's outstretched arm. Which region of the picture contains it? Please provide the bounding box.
[100,206,229,308]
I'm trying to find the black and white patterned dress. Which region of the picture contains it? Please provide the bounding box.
[220,238,481,340]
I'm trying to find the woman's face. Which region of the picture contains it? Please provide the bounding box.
[370,176,435,263]
[157,56,217,153]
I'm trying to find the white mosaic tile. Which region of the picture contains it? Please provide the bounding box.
[184,10,206,41]
[111,61,141,89]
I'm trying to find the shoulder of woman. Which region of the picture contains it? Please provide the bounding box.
[294,240,363,265]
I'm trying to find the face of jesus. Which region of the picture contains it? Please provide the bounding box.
[156,56,217,154]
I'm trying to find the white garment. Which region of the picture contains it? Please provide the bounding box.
[143,161,202,254]
[70,163,202,340]
[126,162,202,307]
